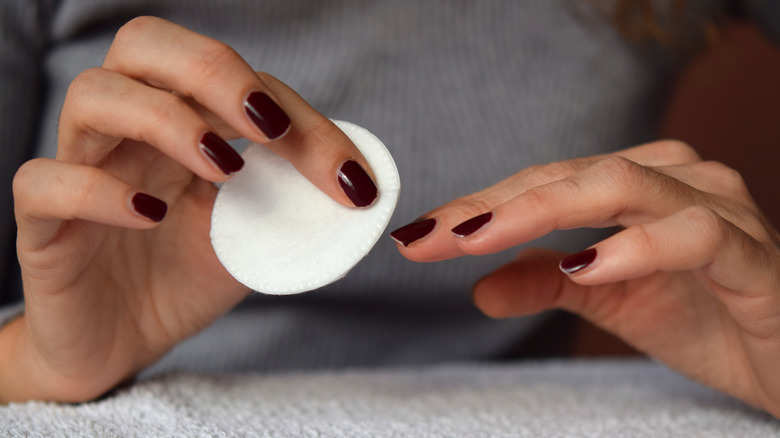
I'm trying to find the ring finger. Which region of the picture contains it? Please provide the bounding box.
[58,67,242,181]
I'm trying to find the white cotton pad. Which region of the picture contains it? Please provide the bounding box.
[210,120,400,295]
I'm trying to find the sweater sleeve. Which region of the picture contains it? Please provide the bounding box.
[0,1,58,304]
[743,0,780,42]
[0,302,23,330]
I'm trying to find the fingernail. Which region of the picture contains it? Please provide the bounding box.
[390,218,436,247]
[338,160,378,207]
[199,132,244,175]
[451,212,493,237]
[559,248,597,274]
[244,92,291,140]
[132,193,167,222]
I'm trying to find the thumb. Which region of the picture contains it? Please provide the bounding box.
[473,248,624,322]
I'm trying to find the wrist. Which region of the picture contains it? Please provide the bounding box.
[0,315,32,403]
[0,316,126,404]
[0,315,78,404]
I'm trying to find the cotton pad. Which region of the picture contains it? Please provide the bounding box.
[210,120,401,295]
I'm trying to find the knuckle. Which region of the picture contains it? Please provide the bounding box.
[13,159,47,199]
[308,116,341,141]
[66,68,109,105]
[64,166,103,215]
[115,16,160,45]
[62,69,114,136]
[594,156,644,186]
[532,160,585,183]
[510,164,543,185]
[190,40,238,82]
[683,205,727,252]
[521,187,553,219]
[628,223,658,254]
[521,163,544,175]
[13,160,109,222]
[700,160,749,194]
[107,16,165,66]
[147,93,187,128]
[294,117,336,156]
[653,139,701,162]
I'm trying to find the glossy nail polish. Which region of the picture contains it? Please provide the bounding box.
[200,132,244,175]
[338,160,378,207]
[559,248,597,274]
[132,193,167,222]
[451,212,493,237]
[390,218,436,247]
[244,92,291,140]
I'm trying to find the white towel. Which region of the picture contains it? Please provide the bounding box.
[2,360,777,437]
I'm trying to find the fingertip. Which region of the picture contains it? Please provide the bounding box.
[130,192,168,224]
[389,218,438,253]
[471,274,510,319]
[337,159,378,208]
[559,248,598,276]
[450,212,497,256]
[243,91,291,141]
[198,132,244,177]
[451,212,493,238]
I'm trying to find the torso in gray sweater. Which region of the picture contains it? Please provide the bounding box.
[1,0,777,373]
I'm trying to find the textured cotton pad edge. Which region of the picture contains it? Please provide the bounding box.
[210,120,401,295]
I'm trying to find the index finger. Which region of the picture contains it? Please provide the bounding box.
[397,156,703,262]
[104,17,376,208]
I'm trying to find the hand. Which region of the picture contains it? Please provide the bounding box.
[0,16,377,403]
[391,140,780,418]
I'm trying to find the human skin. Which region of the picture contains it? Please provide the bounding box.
[2,14,778,420]
[391,141,780,418]
[0,16,377,403]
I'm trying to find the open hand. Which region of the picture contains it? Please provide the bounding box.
[392,140,780,418]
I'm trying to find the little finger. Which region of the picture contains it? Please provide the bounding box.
[58,67,243,181]
[14,158,168,252]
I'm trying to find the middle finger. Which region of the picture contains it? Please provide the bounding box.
[103,16,290,143]
[102,17,378,208]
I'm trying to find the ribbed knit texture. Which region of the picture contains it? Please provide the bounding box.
[0,1,57,303]
[1,0,778,374]
[3,360,780,437]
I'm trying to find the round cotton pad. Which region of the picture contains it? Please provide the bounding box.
[210,120,401,295]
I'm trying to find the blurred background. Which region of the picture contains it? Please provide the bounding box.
[574,19,780,355]
[1,17,777,354]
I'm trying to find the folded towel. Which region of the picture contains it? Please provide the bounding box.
[2,359,777,437]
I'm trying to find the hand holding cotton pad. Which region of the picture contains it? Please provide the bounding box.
[210,120,400,295]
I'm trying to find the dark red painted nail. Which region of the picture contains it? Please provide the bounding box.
[132,193,167,222]
[560,248,597,274]
[200,132,244,175]
[338,160,378,207]
[390,218,436,247]
[451,212,493,237]
[244,92,291,140]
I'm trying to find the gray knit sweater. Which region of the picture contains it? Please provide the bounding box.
[1,0,778,375]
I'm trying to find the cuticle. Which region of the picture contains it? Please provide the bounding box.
[337,159,379,208]
[452,212,494,239]
[411,217,439,246]
[243,90,291,141]
[198,131,242,176]
[390,217,438,247]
